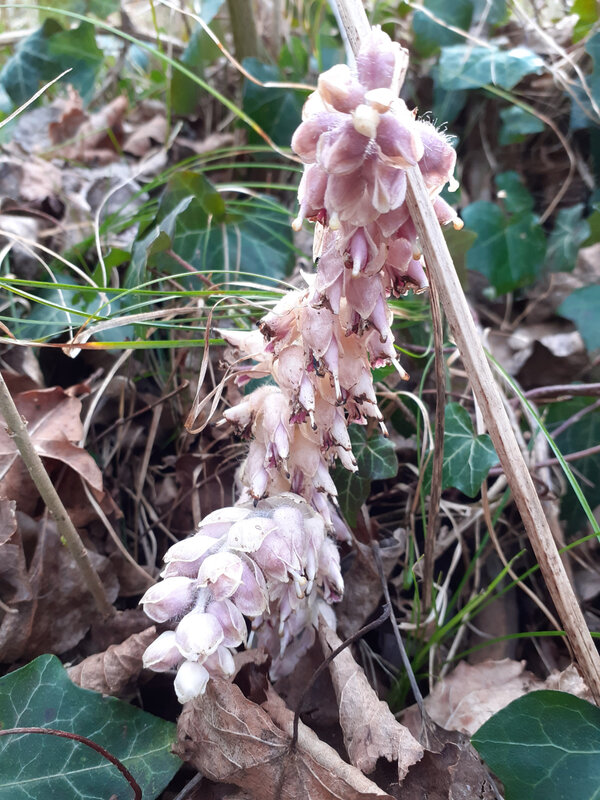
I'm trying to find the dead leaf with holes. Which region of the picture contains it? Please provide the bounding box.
[176,677,392,800]
[0,386,103,515]
[68,626,156,696]
[319,620,423,781]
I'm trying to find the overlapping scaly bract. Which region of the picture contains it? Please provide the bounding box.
[141,27,459,702]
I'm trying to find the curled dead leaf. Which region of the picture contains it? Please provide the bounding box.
[0,386,103,515]
[318,619,423,781]
[68,626,157,696]
[175,677,392,800]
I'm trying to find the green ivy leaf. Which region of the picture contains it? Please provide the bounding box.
[354,428,398,481]
[495,170,534,214]
[559,285,600,352]
[546,204,590,272]
[0,21,103,106]
[499,105,545,144]
[242,59,305,147]
[462,201,546,294]
[442,403,497,497]
[412,0,473,57]
[0,654,181,800]
[333,426,399,526]
[472,690,600,800]
[543,396,600,530]
[437,44,544,91]
[332,468,371,528]
[0,20,62,106]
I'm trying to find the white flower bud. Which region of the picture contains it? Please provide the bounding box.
[174,660,210,702]
[140,576,196,623]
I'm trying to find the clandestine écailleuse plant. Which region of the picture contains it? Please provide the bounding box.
[140,27,459,703]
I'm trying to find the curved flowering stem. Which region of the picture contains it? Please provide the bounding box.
[333,0,600,703]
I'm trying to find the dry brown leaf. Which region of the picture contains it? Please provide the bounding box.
[49,93,128,164]
[399,732,496,800]
[0,499,30,613]
[0,512,119,662]
[68,626,156,695]
[123,115,167,156]
[403,658,592,738]
[0,386,103,514]
[175,677,392,800]
[319,620,423,781]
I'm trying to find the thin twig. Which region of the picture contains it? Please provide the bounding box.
[423,281,445,611]
[0,373,114,618]
[333,0,600,702]
[372,540,425,711]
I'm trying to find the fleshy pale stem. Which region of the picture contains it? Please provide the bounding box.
[333,0,600,702]
[0,372,114,618]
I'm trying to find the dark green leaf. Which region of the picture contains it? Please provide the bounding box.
[279,37,309,79]
[472,690,600,800]
[332,467,371,528]
[0,654,181,800]
[0,20,62,106]
[333,426,399,526]
[443,223,475,285]
[462,200,546,294]
[583,202,600,247]
[442,403,497,497]
[48,22,103,99]
[546,204,590,272]
[495,170,533,214]
[499,105,545,145]
[242,58,304,147]
[573,0,599,43]
[570,32,600,130]
[437,45,544,90]
[354,429,398,481]
[127,195,194,288]
[412,0,473,57]
[559,285,600,352]
[171,21,221,116]
[0,21,103,106]
[544,396,600,530]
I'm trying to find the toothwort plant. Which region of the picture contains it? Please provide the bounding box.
[140,27,459,703]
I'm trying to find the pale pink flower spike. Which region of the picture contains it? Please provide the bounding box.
[141,27,459,701]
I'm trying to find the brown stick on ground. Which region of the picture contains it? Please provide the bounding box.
[333,0,600,701]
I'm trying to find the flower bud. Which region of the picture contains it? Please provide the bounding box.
[197,551,244,600]
[142,630,183,672]
[161,534,218,578]
[208,598,248,646]
[175,611,224,661]
[140,576,196,623]
[204,644,236,678]
[174,660,210,703]
[318,64,364,114]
